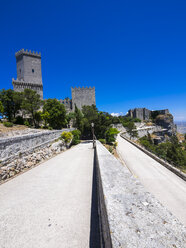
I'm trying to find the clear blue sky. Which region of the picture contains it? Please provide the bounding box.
[0,0,186,121]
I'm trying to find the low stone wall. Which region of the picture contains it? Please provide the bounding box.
[0,129,73,161]
[95,141,186,247]
[120,134,186,181]
[0,139,70,183]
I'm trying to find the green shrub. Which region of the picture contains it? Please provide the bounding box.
[99,139,106,144]
[71,129,81,145]
[48,126,53,130]
[105,128,119,144]
[24,120,30,127]
[61,131,73,144]
[113,141,118,148]
[3,122,13,127]
[108,146,113,154]
[14,116,24,125]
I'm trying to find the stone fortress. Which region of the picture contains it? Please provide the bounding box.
[12,49,96,111]
[12,49,43,99]
[127,107,169,121]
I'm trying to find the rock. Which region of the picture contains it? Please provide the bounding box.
[2,174,7,180]
[9,171,15,177]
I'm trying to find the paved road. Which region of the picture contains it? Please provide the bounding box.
[117,135,186,226]
[0,142,94,248]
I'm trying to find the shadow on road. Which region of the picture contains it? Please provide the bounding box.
[89,148,101,248]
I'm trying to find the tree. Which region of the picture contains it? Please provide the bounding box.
[126,122,138,139]
[13,92,24,118]
[34,111,42,127]
[0,100,4,117]
[43,98,66,129]
[74,105,84,132]
[21,89,42,127]
[71,129,81,145]
[105,127,119,143]
[0,89,15,121]
[41,111,50,127]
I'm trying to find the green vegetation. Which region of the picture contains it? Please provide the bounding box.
[71,129,81,145]
[0,101,4,117]
[43,99,67,129]
[3,121,13,127]
[139,134,186,172]
[61,131,73,144]
[21,89,42,127]
[105,128,119,143]
[125,122,138,139]
[99,139,106,144]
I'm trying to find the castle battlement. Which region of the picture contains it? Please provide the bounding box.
[15,49,41,58]
[71,86,95,91]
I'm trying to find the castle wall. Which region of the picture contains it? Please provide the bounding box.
[71,87,95,110]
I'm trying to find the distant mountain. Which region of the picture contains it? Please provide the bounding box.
[175,121,186,134]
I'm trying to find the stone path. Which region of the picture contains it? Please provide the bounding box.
[117,135,186,226]
[0,141,94,248]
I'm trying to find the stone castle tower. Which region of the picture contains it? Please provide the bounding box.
[12,49,43,99]
[71,87,96,111]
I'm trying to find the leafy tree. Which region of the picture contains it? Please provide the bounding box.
[13,92,24,119]
[21,89,42,127]
[43,98,66,129]
[71,129,81,145]
[74,105,84,132]
[105,127,119,143]
[126,122,138,139]
[0,89,15,121]
[0,100,4,117]
[34,111,42,127]
[41,111,50,127]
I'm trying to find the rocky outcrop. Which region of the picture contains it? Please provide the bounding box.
[155,113,177,136]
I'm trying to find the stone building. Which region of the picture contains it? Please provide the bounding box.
[59,98,72,113]
[12,49,43,99]
[128,108,151,121]
[12,49,96,111]
[71,87,96,111]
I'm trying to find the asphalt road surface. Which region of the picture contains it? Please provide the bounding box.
[117,135,186,226]
[0,141,94,248]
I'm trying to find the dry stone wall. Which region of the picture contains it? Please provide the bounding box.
[0,130,64,160]
[0,139,69,183]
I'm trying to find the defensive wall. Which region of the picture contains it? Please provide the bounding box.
[94,141,186,247]
[0,129,72,161]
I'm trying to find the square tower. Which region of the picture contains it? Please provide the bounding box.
[12,49,43,99]
[71,86,96,111]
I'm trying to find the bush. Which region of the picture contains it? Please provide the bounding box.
[105,128,119,144]
[113,141,118,148]
[71,129,81,145]
[24,120,30,127]
[3,122,13,127]
[61,131,73,144]
[14,116,24,125]
[99,139,106,144]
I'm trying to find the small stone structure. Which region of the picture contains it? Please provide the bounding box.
[12,49,43,99]
[95,141,186,247]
